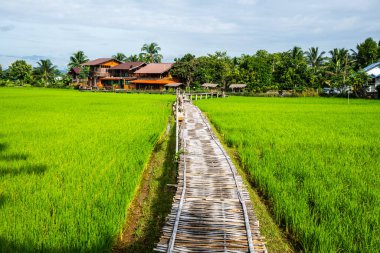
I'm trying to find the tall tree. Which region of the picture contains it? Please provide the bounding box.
[139,43,163,63]
[125,54,142,62]
[112,53,127,62]
[305,47,325,72]
[328,48,351,87]
[273,49,310,90]
[206,51,232,89]
[355,37,378,69]
[290,46,304,62]
[68,51,89,69]
[238,51,273,90]
[329,48,349,73]
[34,59,57,86]
[347,70,370,96]
[8,60,33,85]
[171,54,197,88]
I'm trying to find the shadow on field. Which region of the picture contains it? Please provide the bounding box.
[0,235,115,253]
[0,153,28,161]
[113,123,177,253]
[0,164,47,177]
[0,142,47,177]
[0,142,8,152]
[0,142,28,162]
[0,194,5,209]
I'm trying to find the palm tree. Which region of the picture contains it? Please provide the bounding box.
[68,51,89,69]
[126,54,140,62]
[290,46,304,61]
[112,53,127,62]
[328,48,351,87]
[329,48,349,74]
[139,43,163,63]
[35,59,57,86]
[305,47,325,73]
[289,46,305,71]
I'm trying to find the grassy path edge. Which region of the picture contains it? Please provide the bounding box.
[112,117,177,252]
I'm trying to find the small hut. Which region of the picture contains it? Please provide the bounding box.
[201,83,219,91]
[229,84,247,92]
[164,83,183,91]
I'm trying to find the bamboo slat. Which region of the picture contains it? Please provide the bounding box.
[155,97,267,253]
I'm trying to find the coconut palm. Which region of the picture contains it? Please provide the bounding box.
[126,54,140,62]
[112,53,127,62]
[288,46,306,72]
[305,47,326,72]
[328,48,352,87]
[290,46,304,61]
[35,59,57,86]
[329,48,349,74]
[139,42,163,63]
[68,51,89,69]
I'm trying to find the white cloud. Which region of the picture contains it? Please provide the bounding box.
[0,0,379,68]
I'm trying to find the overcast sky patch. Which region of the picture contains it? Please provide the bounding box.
[0,0,379,68]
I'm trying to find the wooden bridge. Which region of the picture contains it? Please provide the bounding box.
[155,95,267,252]
[185,92,226,101]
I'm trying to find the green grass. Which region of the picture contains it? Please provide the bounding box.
[113,118,177,253]
[0,88,174,252]
[196,96,380,252]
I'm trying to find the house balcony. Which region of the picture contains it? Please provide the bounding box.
[92,70,110,77]
[94,70,110,77]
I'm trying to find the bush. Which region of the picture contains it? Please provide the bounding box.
[0,79,16,87]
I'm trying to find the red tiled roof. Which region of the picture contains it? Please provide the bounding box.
[70,67,81,74]
[110,62,146,70]
[134,63,173,74]
[82,58,121,66]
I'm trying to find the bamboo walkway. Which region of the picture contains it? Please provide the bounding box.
[155,98,266,253]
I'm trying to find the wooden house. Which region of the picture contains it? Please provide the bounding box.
[102,62,146,90]
[82,58,122,87]
[130,63,178,90]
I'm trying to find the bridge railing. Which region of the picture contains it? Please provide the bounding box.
[184,92,226,101]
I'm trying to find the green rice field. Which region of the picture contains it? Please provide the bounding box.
[196,96,380,252]
[0,88,174,252]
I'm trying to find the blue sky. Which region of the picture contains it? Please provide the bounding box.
[0,0,379,69]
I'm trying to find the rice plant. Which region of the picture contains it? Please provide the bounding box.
[197,96,380,252]
[0,88,174,252]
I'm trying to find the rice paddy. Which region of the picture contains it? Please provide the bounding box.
[196,96,380,252]
[0,88,174,252]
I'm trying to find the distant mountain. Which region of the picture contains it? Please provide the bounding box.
[0,54,67,70]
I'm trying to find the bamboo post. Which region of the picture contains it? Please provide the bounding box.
[175,91,179,154]
[195,94,198,100]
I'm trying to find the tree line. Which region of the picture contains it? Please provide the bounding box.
[1,38,379,96]
[171,37,380,96]
[0,43,163,88]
